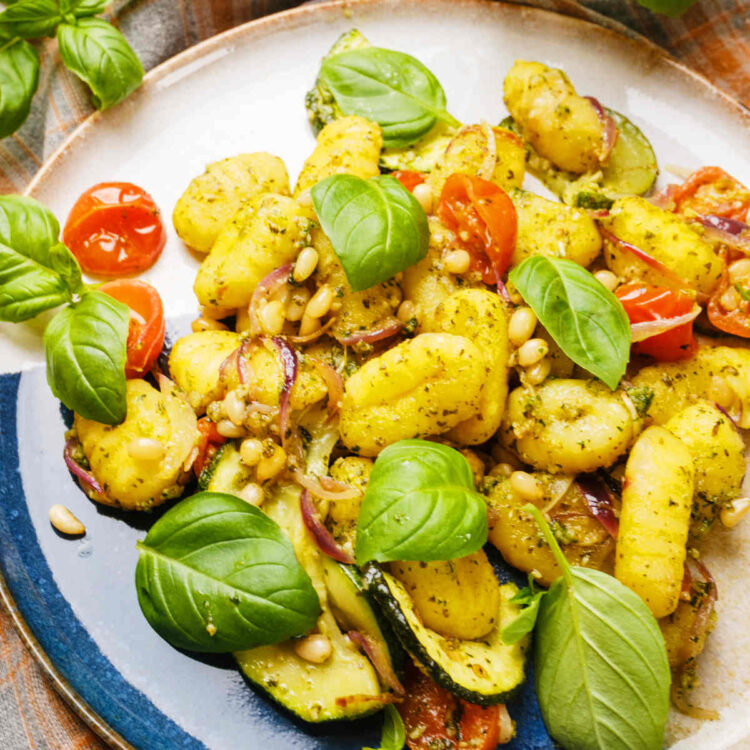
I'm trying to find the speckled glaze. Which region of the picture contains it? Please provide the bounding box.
[1,1,749,749]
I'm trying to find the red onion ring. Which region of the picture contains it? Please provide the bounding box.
[337,317,403,346]
[693,214,750,255]
[64,438,104,496]
[286,317,336,344]
[585,97,618,163]
[300,489,355,564]
[292,469,361,501]
[347,631,405,695]
[268,336,299,455]
[309,357,344,416]
[714,402,740,430]
[248,263,293,334]
[630,306,701,343]
[576,473,619,538]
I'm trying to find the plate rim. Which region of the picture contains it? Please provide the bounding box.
[4,0,749,747]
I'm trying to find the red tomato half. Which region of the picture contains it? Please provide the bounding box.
[63,182,167,275]
[100,279,165,377]
[672,167,750,222]
[193,417,227,477]
[437,174,517,284]
[616,282,697,361]
[707,268,750,338]
[392,170,427,193]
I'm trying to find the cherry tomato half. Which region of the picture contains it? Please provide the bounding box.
[392,170,427,193]
[672,167,750,222]
[99,279,165,378]
[193,417,227,477]
[707,267,750,338]
[616,282,698,361]
[437,174,517,284]
[63,182,167,275]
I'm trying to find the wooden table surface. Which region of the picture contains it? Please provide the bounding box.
[0,0,748,747]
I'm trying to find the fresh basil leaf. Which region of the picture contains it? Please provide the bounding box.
[634,0,698,16]
[57,18,143,110]
[48,241,82,292]
[0,38,40,138]
[0,0,61,38]
[136,491,321,653]
[509,256,631,389]
[355,439,488,565]
[0,194,60,258]
[363,705,405,750]
[502,587,545,645]
[59,0,110,17]
[318,46,459,149]
[312,174,429,292]
[525,504,670,750]
[44,290,128,424]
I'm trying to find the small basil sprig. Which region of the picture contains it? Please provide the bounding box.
[0,194,129,424]
[509,256,631,389]
[318,46,459,149]
[355,440,488,565]
[0,0,143,138]
[312,174,429,292]
[501,574,546,645]
[512,504,670,750]
[135,492,321,653]
[363,705,405,750]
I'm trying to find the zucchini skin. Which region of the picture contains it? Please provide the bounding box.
[362,563,526,706]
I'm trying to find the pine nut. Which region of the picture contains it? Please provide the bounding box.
[240,438,264,466]
[192,317,228,333]
[128,438,165,461]
[720,286,741,311]
[412,183,433,214]
[239,482,265,506]
[444,249,471,275]
[256,444,287,482]
[305,285,334,319]
[397,300,418,324]
[720,497,750,528]
[286,288,311,322]
[517,338,549,367]
[292,247,319,283]
[216,419,245,438]
[49,504,85,536]
[298,313,321,337]
[508,307,537,347]
[593,269,619,291]
[524,357,551,385]
[224,390,247,426]
[294,633,332,663]
[729,259,750,284]
[259,299,286,336]
[495,462,514,477]
[510,471,544,502]
[200,305,233,320]
[708,375,736,409]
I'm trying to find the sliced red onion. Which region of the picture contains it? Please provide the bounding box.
[348,631,405,695]
[576,473,619,538]
[693,214,750,254]
[248,263,293,334]
[337,317,403,346]
[630,305,701,343]
[477,121,497,181]
[495,274,511,303]
[647,184,678,211]
[292,469,361,501]
[585,209,611,219]
[585,96,618,163]
[268,336,299,454]
[64,438,104,495]
[300,489,355,564]
[286,317,336,344]
[309,357,344,416]
[714,402,740,430]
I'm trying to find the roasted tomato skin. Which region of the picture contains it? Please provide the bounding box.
[393,170,428,193]
[672,166,750,222]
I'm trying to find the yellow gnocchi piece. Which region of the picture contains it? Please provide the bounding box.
[339,333,485,455]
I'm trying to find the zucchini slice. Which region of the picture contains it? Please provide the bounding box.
[364,564,527,706]
[197,442,253,493]
[236,484,391,722]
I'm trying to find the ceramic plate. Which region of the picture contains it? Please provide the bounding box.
[1,1,749,748]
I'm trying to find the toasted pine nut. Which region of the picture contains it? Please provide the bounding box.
[720,497,750,528]
[191,317,228,333]
[239,483,265,506]
[508,306,537,347]
[517,338,549,367]
[49,504,85,536]
[259,299,286,336]
[524,357,551,385]
[494,462,514,478]
[224,390,247,426]
[444,249,471,275]
[200,305,233,320]
[511,471,544,502]
[729,259,750,284]
[292,247,319,283]
[256,444,287,482]
[286,288,311,322]
[594,269,619,291]
[412,183,433,214]
[397,300,418,324]
[298,313,321,337]
[128,438,165,461]
[720,286,741,311]
[240,437,264,466]
[294,634,332,664]
[216,419,245,439]
[305,285,334,319]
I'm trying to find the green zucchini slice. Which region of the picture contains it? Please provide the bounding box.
[364,564,527,706]
[197,442,253,493]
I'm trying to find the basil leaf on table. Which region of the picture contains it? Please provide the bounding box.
[318,46,459,149]
[524,504,670,750]
[312,174,429,292]
[0,38,40,138]
[59,0,111,17]
[0,0,61,39]
[57,18,143,110]
[363,705,405,750]
[0,194,60,256]
[44,290,129,424]
[509,256,631,389]
[136,492,321,653]
[355,439,488,565]
[501,577,547,645]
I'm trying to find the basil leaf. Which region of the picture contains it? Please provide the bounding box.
[355,439,488,565]
[136,491,321,653]
[525,504,670,750]
[634,0,698,16]
[502,581,547,645]
[59,0,110,17]
[57,18,143,110]
[0,194,60,257]
[312,174,429,292]
[509,256,631,389]
[318,46,459,149]
[44,290,128,424]
[0,0,61,38]
[0,38,40,138]
[363,705,405,750]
